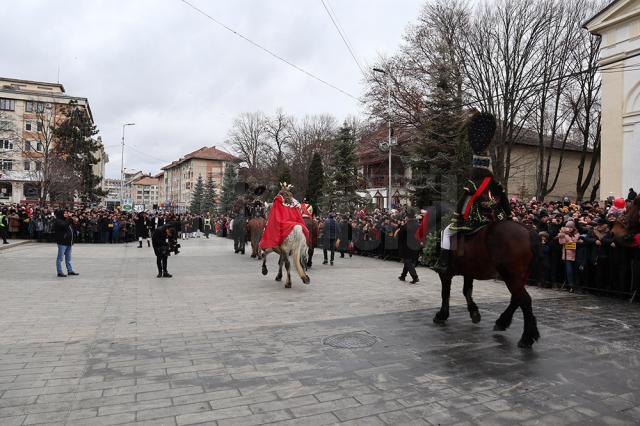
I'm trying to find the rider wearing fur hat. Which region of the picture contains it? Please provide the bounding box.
[434,112,512,274]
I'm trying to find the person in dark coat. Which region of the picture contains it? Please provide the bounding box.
[337,216,353,259]
[396,210,420,284]
[323,213,337,265]
[54,209,78,277]
[135,213,149,248]
[152,224,175,278]
[232,212,247,254]
[627,188,637,202]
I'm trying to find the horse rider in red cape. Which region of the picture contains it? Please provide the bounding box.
[434,111,512,274]
[259,182,310,250]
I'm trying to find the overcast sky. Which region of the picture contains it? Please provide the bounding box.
[3,0,424,178]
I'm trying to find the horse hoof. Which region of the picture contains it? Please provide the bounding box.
[433,318,446,325]
[493,324,506,331]
[261,268,268,276]
[285,283,291,289]
[517,339,533,349]
[302,276,310,284]
[470,311,481,324]
[275,276,282,282]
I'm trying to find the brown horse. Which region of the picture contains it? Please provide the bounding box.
[303,217,319,268]
[247,217,266,259]
[435,220,541,348]
[611,197,640,246]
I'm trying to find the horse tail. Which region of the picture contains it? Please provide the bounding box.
[290,225,309,283]
[528,229,542,285]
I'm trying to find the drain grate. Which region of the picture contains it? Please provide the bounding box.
[322,331,377,349]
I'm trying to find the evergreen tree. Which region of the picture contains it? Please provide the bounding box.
[278,164,292,185]
[305,152,324,213]
[219,163,238,214]
[202,175,218,214]
[52,100,105,203]
[410,48,467,208]
[190,174,205,213]
[327,123,360,212]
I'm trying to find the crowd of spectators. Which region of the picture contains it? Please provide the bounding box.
[2,191,639,299]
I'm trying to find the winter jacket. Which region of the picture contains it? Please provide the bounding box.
[558,229,579,261]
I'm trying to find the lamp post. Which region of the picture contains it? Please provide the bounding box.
[373,67,393,210]
[120,123,135,207]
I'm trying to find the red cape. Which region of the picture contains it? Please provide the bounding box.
[415,210,429,242]
[259,196,310,249]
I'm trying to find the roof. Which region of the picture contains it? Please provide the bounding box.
[131,176,159,186]
[0,77,65,93]
[582,0,621,29]
[162,146,241,170]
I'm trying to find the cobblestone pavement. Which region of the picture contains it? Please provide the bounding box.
[1,237,639,425]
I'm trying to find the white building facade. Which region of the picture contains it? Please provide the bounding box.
[585,0,640,198]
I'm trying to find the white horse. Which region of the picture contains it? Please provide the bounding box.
[260,202,310,288]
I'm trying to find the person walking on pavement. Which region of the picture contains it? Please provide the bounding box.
[152,224,175,278]
[54,209,78,277]
[135,212,150,248]
[323,213,337,265]
[397,209,420,284]
[0,208,9,244]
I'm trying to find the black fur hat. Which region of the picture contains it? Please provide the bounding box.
[468,112,496,155]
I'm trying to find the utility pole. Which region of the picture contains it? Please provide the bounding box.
[120,123,135,207]
[373,67,394,210]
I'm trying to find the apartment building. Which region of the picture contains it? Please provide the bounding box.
[161,146,240,211]
[130,174,161,210]
[0,77,106,204]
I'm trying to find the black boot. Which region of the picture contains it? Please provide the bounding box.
[433,249,451,274]
[138,241,142,248]
[163,271,173,278]
[147,240,150,247]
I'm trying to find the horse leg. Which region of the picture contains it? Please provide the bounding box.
[517,289,540,348]
[463,276,481,324]
[261,249,271,276]
[283,254,292,288]
[293,245,310,284]
[307,246,314,268]
[275,252,284,282]
[493,295,518,331]
[433,275,452,324]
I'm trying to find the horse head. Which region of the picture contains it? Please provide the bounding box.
[611,196,640,247]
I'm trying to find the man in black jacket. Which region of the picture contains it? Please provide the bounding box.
[397,210,420,284]
[152,224,175,278]
[54,209,78,277]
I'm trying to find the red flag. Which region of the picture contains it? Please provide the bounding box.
[415,210,429,242]
[259,196,310,249]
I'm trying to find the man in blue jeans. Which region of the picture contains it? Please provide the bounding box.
[54,209,78,278]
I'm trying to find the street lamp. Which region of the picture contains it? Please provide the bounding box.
[120,123,135,207]
[373,67,393,210]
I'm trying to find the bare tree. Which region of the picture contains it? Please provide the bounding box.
[570,8,602,202]
[227,111,267,172]
[461,0,549,191]
[264,108,292,173]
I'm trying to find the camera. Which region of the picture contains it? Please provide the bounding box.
[168,238,181,255]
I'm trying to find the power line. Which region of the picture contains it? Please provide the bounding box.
[320,0,366,76]
[179,0,358,100]
[127,144,171,164]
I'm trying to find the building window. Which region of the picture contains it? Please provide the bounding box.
[36,141,43,151]
[24,161,30,171]
[0,159,13,171]
[0,140,13,150]
[36,122,43,132]
[0,98,15,111]
[25,101,45,113]
[0,182,11,199]
[25,121,32,131]
[24,140,31,151]
[35,161,41,171]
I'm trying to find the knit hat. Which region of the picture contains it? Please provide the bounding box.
[565,221,576,228]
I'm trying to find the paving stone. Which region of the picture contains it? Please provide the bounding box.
[1,238,640,425]
[268,412,339,426]
[176,405,253,425]
[136,401,210,421]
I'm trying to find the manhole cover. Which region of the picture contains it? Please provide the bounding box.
[323,331,377,349]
